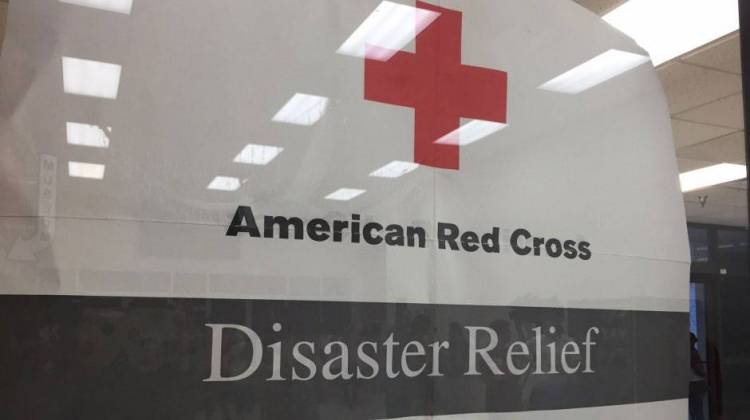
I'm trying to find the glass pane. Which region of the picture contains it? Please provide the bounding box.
[689,225,711,263]
[716,228,748,264]
[1,1,744,419]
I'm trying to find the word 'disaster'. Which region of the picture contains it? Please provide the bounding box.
[204,323,600,382]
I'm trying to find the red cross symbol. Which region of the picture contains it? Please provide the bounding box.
[365,1,507,170]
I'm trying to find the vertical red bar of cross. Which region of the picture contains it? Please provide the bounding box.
[365,1,507,170]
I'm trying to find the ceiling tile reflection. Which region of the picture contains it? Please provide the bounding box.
[207,176,241,191]
[435,120,507,146]
[68,161,106,179]
[66,122,111,148]
[337,1,440,61]
[539,49,649,95]
[369,161,419,178]
[59,0,134,15]
[233,144,283,166]
[325,188,366,201]
[272,93,328,126]
[62,56,122,99]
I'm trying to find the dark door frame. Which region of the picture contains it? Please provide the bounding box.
[690,273,722,420]
[740,0,750,238]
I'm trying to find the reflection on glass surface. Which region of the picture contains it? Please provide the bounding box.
[233,144,283,166]
[716,229,749,266]
[59,0,133,15]
[336,1,440,62]
[62,56,122,99]
[206,176,241,191]
[603,0,738,66]
[66,122,111,148]
[271,93,329,126]
[325,188,366,201]
[688,226,709,263]
[434,120,506,146]
[68,161,106,179]
[0,0,697,417]
[369,160,419,178]
[538,49,649,95]
[679,163,746,192]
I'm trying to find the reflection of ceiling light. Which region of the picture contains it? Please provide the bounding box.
[325,188,366,201]
[66,122,110,148]
[272,93,329,126]
[680,163,746,192]
[59,0,133,14]
[68,161,105,179]
[337,1,440,61]
[207,176,241,191]
[604,0,738,66]
[369,161,419,178]
[233,144,283,165]
[62,56,122,99]
[538,49,649,95]
[435,120,507,146]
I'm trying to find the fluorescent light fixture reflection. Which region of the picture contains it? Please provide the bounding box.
[66,122,110,148]
[680,163,746,192]
[233,144,283,165]
[62,56,122,99]
[207,176,241,191]
[435,120,507,146]
[325,188,366,201]
[538,49,649,95]
[59,0,133,14]
[369,160,419,178]
[604,0,738,66]
[68,161,105,179]
[337,1,440,61]
[272,93,329,126]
